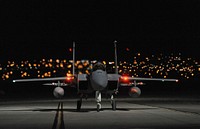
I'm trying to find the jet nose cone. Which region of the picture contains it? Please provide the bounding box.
[95,78,108,88]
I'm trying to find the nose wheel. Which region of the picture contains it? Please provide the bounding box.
[97,103,101,112]
[96,91,102,112]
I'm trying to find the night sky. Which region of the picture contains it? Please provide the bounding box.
[1,0,200,61]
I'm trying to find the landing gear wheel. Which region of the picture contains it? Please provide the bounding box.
[111,100,116,111]
[97,103,101,112]
[96,91,101,112]
[77,100,82,111]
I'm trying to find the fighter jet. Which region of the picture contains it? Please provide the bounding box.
[13,42,178,112]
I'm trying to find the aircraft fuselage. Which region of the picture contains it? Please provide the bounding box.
[90,69,108,91]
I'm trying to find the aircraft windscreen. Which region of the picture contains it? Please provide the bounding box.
[93,62,106,71]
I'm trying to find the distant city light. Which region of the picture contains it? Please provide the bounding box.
[126,48,130,51]
[69,48,72,52]
[0,53,199,81]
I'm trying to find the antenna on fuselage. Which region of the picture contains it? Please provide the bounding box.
[114,40,118,74]
[72,42,75,75]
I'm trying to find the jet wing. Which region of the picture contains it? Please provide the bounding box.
[13,74,88,83]
[13,77,67,83]
[122,77,179,82]
[107,74,178,82]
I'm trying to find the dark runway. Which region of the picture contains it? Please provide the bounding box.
[0,97,200,129]
[1,80,200,129]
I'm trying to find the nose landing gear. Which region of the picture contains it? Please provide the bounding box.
[96,91,102,112]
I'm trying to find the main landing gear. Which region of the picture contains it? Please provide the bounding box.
[111,94,116,111]
[77,99,82,111]
[77,94,83,111]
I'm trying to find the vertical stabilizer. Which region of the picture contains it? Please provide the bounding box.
[114,41,118,74]
[72,42,75,75]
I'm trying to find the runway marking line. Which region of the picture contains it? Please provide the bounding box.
[52,102,65,129]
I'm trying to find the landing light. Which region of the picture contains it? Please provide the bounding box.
[120,76,129,82]
[66,74,74,82]
[66,76,74,81]
[123,77,128,81]
[66,77,71,81]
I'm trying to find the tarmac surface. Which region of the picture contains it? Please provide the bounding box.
[0,97,200,129]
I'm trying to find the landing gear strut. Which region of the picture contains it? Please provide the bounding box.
[111,94,116,111]
[77,94,83,111]
[95,91,101,112]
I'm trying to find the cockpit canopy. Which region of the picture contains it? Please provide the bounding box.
[93,62,106,71]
